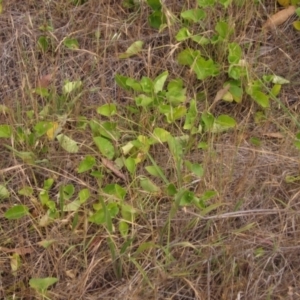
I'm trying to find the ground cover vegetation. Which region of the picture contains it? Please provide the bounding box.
[1,0,300,299]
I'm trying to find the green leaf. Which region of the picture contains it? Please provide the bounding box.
[180,9,206,22]
[0,125,12,138]
[184,99,197,130]
[212,115,236,132]
[249,137,261,147]
[165,106,187,123]
[270,84,281,97]
[167,78,184,90]
[228,42,242,64]
[93,136,115,159]
[34,121,53,137]
[135,94,154,107]
[177,190,195,206]
[296,7,300,17]
[198,141,208,149]
[153,71,168,94]
[107,202,119,217]
[145,165,164,177]
[167,183,177,196]
[197,0,215,7]
[63,80,82,94]
[166,85,186,105]
[191,35,210,45]
[135,242,158,255]
[5,205,29,220]
[175,27,191,41]
[177,48,200,66]
[62,184,75,200]
[215,21,231,40]
[18,186,33,196]
[219,0,232,8]
[77,155,96,173]
[124,157,136,174]
[63,37,79,49]
[37,239,56,249]
[148,11,166,29]
[0,184,10,199]
[39,23,54,32]
[147,0,161,10]
[199,190,217,202]
[98,121,120,141]
[126,78,142,92]
[37,36,49,52]
[14,150,36,164]
[89,202,119,224]
[251,90,269,108]
[39,190,50,206]
[201,112,215,130]
[140,77,153,93]
[121,204,137,221]
[88,208,105,224]
[294,132,300,150]
[119,221,129,238]
[152,127,171,143]
[78,188,90,203]
[190,162,204,177]
[167,135,183,162]
[216,115,236,127]
[43,178,54,190]
[63,200,81,212]
[140,177,160,193]
[0,104,10,114]
[29,277,58,293]
[227,81,243,103]
[56,134,79,153]
[122,0,136,8]
[228,65,245,80]
[103,183,126,200]
[118,41,144,58]
[97,104,117,117]
[285,175,300,183]
[193,57,219,80]
[115,74,131,90]
[34,87,49,97]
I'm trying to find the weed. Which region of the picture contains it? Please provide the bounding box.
[1,0,300,299]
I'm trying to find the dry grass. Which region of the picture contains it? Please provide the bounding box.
[1,0,300,299]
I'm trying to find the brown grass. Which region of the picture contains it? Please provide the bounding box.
[1,0,300,299]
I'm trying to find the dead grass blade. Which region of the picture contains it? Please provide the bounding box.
[262,132,285,139]
[213,84,230,103]
[101,157,127,181]
[262,5,296,31]
[38,74,53,88]
[0,246,34,256]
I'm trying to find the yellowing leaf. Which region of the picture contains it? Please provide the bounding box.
[118,41,144,59]
[277,0,290,7]
[10,253,21,274]
[214,85,230,102]
[46,122,60,140]
[56,134,79,153]
[293,20,300,30]
[222,91,234,102]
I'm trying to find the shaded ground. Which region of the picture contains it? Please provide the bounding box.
[1,1,300,299]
